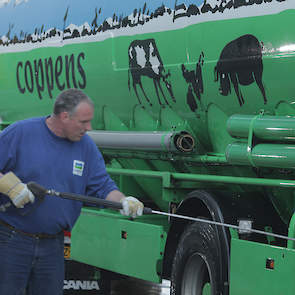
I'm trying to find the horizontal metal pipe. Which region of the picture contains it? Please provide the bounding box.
[107,168,295,188]
[226,142,295,168]
[102,150,228,164]
[227,114,295,142]
[88,130,195,153]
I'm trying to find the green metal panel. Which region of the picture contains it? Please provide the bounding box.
[70,208,168,283]
[230,238,295,295]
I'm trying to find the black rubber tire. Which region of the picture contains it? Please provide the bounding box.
[170,221,222,295]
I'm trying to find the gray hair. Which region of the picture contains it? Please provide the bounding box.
[53,88,94,116]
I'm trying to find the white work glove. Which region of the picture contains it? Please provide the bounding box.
[120,196,143,218]
[11,184,35,208]
[0,172,35,208]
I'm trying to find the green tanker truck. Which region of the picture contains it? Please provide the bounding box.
[1,0,295,294]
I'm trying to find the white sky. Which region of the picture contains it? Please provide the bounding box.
[0,0,28,8]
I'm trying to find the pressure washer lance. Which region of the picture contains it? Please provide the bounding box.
[27,181,295,242]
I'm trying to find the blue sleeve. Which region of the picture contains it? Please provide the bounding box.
[0,123,20,173]
[85,140,118,199]
[0,123,22,206]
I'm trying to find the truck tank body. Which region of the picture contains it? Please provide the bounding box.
[1,0,295,293]
[1,0,295,221]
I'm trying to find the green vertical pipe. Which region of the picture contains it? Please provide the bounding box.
[288,213,295,249]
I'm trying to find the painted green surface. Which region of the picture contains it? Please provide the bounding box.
[288,213,295,249]
[202,283,211,295]
[230,238,295,294]
[2,4,295,287]
[70,208,168,283]
[1,10,295,159]
[1,10,294,132]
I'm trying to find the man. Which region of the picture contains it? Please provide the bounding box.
[0,88,143,295]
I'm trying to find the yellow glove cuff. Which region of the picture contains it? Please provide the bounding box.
[0,172,24,200]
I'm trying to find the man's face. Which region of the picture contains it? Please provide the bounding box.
[62,102,94,141]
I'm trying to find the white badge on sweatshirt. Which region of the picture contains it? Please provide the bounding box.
[73,160,85,176]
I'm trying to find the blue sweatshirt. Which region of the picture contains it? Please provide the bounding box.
[0,117,118,234]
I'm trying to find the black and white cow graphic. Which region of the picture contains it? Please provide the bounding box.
[128,39,176,106]
[214,34,267,106]
[182,52,204,112]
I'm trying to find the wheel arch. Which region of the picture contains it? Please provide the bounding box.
[163,190,230,294]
